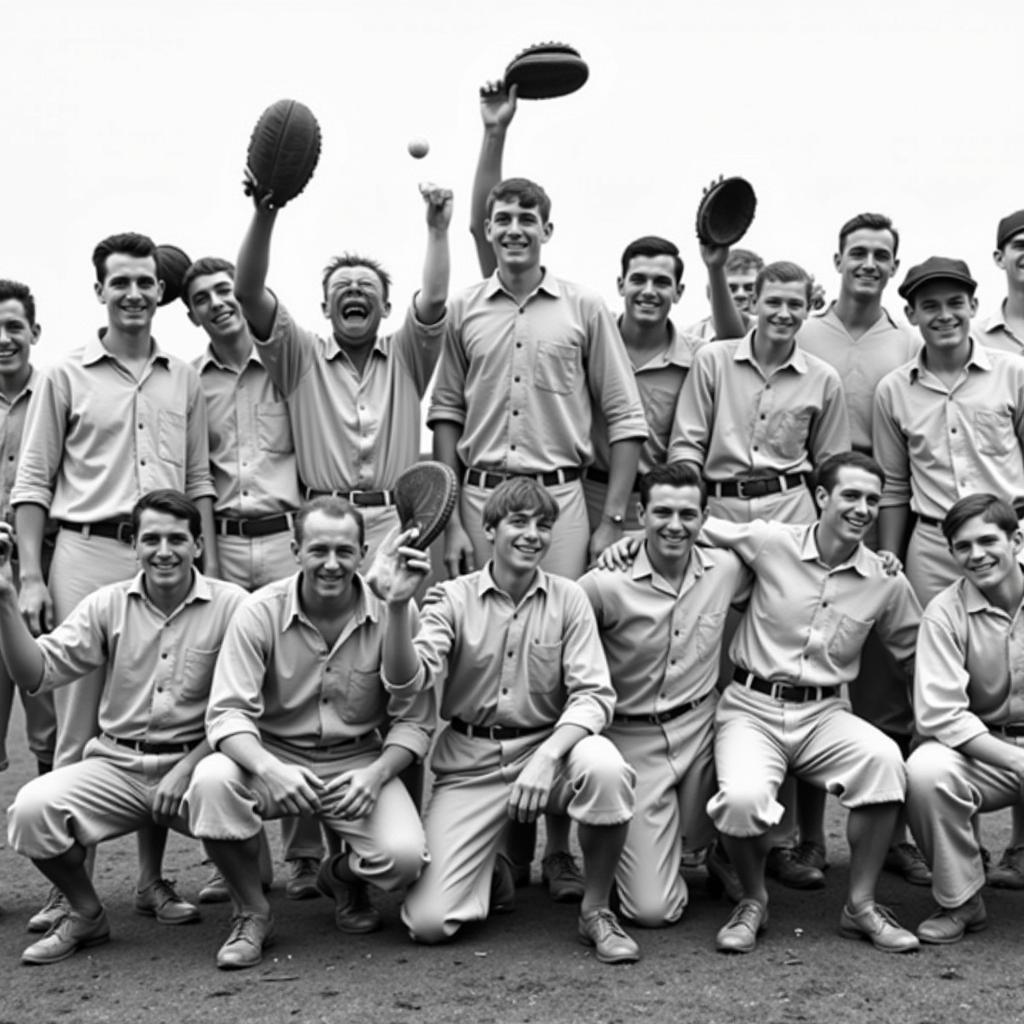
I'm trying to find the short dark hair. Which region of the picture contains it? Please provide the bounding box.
[639,462,707,509]
[942,493,1019,544]
[0,279,36,325]
[182,257,235,307]
[321,254,392,304]
[813,451,886,494]
[482,477,559,531]
[754,261,813,304]
[131,489,201,540]
[485,177,552,223]
[725,248,764,275]
[619,236,683,285]
[294,495,365,548]
[838,213,899,258]
[92,232,158,284]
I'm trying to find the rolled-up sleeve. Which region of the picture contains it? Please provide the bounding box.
[11,369,67,509]
[554,586,616,734]
[873,374,912,508]
[667,347,715,467]
[585,300,648,445]
[205,601,269,749]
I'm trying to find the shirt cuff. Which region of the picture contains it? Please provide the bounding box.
[207,717,261,751]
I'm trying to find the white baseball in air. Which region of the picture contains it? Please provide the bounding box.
[407,137,430,159]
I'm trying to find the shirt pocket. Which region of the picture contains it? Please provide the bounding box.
[179,648,219,701]
[157,409,186,467]
[695,611,726,661]
[256,401,294,454]
[641,385,679,441]
[767,408,813,461]
[526,639,563,694]
[974,409,1015,457]
[534,342,579,395]
[340,666,385,724]
[826,614,873,670]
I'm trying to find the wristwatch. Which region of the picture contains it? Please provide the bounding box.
[603,512,625,525]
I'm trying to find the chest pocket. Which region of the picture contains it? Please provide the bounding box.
[642,385,679,441]
[256,401,294,454]
[534,342,579,395]
[158,409,186,467]
[826,615,873,669]
[767,408,813,461]
[179,648,219,701]
[695,611,726,661]
[974,409,1015,457]
[337,667,385,724]
[526,640,563,694]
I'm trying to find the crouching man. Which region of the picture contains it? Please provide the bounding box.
[378,477,640,964]
[184,497,432,970]
[3,491,246,964]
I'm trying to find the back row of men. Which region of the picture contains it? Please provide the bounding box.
[1,81,1023,967]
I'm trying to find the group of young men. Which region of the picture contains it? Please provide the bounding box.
[2,79,1024,973]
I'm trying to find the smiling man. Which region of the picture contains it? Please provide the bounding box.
[2,491,245,965]
[977,211,1024,355]
[904,494,1024,944]
[378,477,639,964]
[233,184,452,567]
[698,452,922,955]
[185,497,433,970]
[10,232,217,932]
[578,462,751,927]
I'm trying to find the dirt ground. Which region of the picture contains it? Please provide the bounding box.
[2,700,1023,1024]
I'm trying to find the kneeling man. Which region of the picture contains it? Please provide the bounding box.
[4,491,246,964]
[185,497,432,969]
[906,493,1024,943]
[380,477,640,964]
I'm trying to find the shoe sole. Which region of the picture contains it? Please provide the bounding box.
[315,878,382,933]
[767,871,825,890]
[917,918,988,945]
[577,932,639,964]
[22,931,110,966]
[285,884,322,901]
[26,916,63,935]
[547,884,585,904]
[134,905,201,925]
[216,928,275,970]
[837,924,920,953]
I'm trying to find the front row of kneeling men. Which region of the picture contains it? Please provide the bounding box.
[1,459,1021,967]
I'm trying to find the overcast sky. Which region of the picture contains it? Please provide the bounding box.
[5,0,1022,366]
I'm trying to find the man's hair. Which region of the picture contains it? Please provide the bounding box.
[182,257,235,307]
[838,213,900,258]
[619,236,683,285]
[321,254,392,303]
[725,248,764,275]
[294,495,365,548]
[131,489,201,540]
[942,493,1019,544]
[0,279,36,325]
[92,232,157,284]
[485,177,552,223]
[482,477,560,531]
[813,451,886,494]
[754,260,813,304]
[639,462,707,509]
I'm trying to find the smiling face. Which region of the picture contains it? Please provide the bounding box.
[186,270,245,342]
[754,279,809,348]
[906,281,977,355]
[485,198,552,276]
[727,270,759,314]
[485,506,553,576]
[994,231,1024,292]
[835,227,899,301]
[949,514,1024,593]
[640,483,707,568]
[618,254,683,330]
[815,465,882,547]
[94,252,163,335]
[321,263,390,347]
[134,508,201,604]
[294,508,365,605]
[0,298,39,382]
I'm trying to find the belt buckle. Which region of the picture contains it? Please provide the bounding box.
[114,521,134,544]
[737,477,771,499]
[348,490,365,505]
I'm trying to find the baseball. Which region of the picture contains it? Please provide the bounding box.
[407,137,430,159]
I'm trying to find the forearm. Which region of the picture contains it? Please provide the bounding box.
[0,590,45,691]
[13,503,49,580]
[383,600,423,689]
[218,732,281,776]
[957,733,1024,777]
[878,505,911,559]
[369,742,415,785]
[432,422,466,525]
[197,497,220,578]
[471,127,505,277]
[707,263,747,339]
[414,226,450,325]
[234,206,279,339]
[603,439,643,518]
[536,723,590,762]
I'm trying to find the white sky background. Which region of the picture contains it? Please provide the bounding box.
[4,0,1023,367]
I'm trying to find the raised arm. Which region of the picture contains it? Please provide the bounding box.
[471,81,518,278]
[701,241,748,341]
[234,195,280,341]
[413,182,454,325]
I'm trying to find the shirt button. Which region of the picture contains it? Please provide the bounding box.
[138,423,144,430]
[507,651,514,658]
[502,688,509,695]
[140,459,147,466]
[951,427,957,433]
[512,410,519,416]
[514,376,521,383]
[752,446,758,452]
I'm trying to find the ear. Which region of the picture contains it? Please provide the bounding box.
[321,299,329,319]
[186,309,199,327]
[969,295,980,317]
[1013,529,1024,556]
[905,303,919,326]
[30,323,41,345]
[193,534,204,560]
[673,282,685,303]
[155,280,165,303]
[832,251,842,273]
[814,484,830,513]
[382,298,392,318]
[542,220,554,243]
[291,538,301,561]
[994,248,1006,271]
[94,280,105,304]
[616,275,625,298]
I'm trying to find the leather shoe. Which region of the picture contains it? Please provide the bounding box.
[316,854,381,933]
[839,902,919,953]
[884,842,932,886]
[577,908,640,964]
[490,852,517,914]
[794,840,828,872]
[134,879,200,925]
[705,842,744,903]
[916,895,987,944]
[216,913,275,970]
[766,846,825,889]
[716,898,768,954]
[285,857,322,900]
[987,845,1024,889]
[541,852,585,903]
[198,868,231,904]
[22,907,110,965]
[27,887,69,933]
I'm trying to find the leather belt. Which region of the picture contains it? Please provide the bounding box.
[583,467,642,491]
[450,716,550,740]
[59,518,134,545]
[464,467,582,489]
[303,487,394,507]
[733,668,839,704]
[103,734,198,755]
[216,513,295,538]
[918,503,1024,530]
[711,472,810,500]
[991,723,1024,738]
[614,690,712,724]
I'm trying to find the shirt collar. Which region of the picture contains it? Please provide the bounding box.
[286,571,375,628]
[909,337,991,381]
[632,541,712,584]
[810,302,902,333]
[127,568,211,608]
[478,562,549,600]
[83,330,169,368]
[197,342,266,374]
[484,267,560,301]
[735,329,807,374]
[799,524,873,577]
